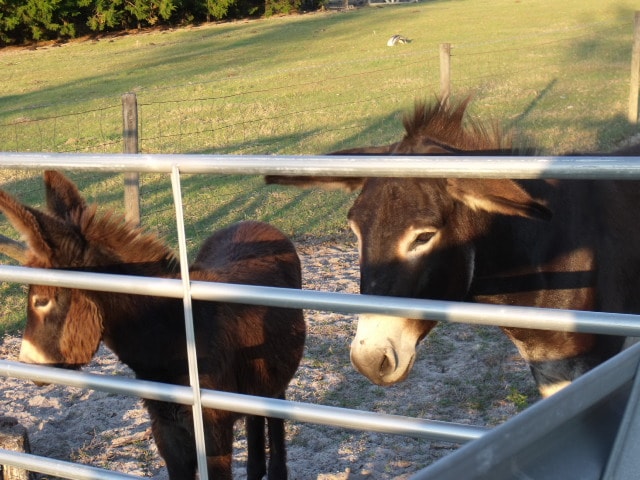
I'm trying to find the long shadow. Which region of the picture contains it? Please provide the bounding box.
[529,5,638,152]
[507,78,558,130]
[159,108,401,255]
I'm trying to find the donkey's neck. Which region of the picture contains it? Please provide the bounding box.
[77,211,195,378]
[96,285,188,380]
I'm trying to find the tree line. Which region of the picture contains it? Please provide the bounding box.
[0,0,324,46]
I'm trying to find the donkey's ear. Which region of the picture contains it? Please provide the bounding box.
[446,178,552,221]
[331,145,397,155]
[265,175,365,192]
[44,171,87,219]
[264,145,396,192]
[0,233,27,263]
[0,191,52,265]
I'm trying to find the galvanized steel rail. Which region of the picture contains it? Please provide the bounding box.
[1,265,640,336]
[0,360,486,442]
[2,151,640,179]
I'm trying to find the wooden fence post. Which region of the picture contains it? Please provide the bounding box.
[629,12,640,124]
[122,93,141,227]
[0,417,34,480]
[440,43,452,104]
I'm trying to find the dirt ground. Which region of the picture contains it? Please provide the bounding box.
[0,242,538,479]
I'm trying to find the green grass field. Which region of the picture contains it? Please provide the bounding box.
[2,0,638,153]
[1,0,639,333]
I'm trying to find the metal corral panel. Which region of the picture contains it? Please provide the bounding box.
[410,342,640,480]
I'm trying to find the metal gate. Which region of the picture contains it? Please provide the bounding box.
[1,152,640,479]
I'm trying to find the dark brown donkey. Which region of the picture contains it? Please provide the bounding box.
[267,97,640,399]
[0,171,306,479]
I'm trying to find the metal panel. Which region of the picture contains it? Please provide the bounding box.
[409,342,640,480]
[602,350,640,479]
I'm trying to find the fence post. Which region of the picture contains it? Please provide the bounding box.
[0,417,33,480]
[440,43,452,104]
[122,93,141,227]
[629,12,640,124]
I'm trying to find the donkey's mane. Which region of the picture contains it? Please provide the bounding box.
[403,98,515,152]
[78,205,178,273]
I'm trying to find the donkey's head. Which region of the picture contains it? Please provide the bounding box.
[266,98,551,386]
[0,171,105,368]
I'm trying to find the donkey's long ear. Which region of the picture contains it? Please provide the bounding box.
[0,191,53,265]
[265,145,395,192]
[44,171,87,220]
[0,233,27,263]
[446,178,552,220]
[265,175,365,192]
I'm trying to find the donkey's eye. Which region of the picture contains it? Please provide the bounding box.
[411,231,435,250]
[32,296,51,309]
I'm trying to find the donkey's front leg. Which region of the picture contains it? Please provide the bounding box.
[203,410,235,480]
[147,401,198,479]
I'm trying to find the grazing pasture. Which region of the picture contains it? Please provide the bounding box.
[0,0,637,156]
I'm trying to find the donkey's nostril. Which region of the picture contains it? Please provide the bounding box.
[379,348,398,377]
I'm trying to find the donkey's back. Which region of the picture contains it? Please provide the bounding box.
[192,220,302,290]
